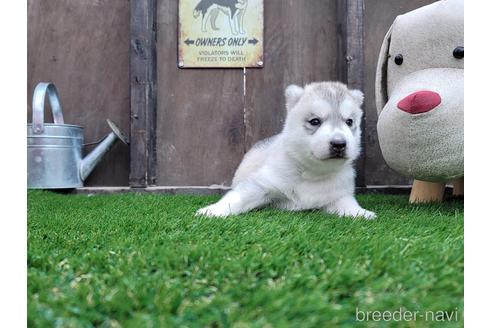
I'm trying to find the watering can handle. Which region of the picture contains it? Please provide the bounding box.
[32,82,65,134]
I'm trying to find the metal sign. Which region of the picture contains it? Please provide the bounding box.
[178,0,264,68]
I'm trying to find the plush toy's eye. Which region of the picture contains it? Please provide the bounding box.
[308,118,321,126]
[345,119,353,127]
[453,46,464,59]
[394,54,404,65]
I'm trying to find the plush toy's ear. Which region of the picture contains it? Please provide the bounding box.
[285,84,304,111]
[349,89,364,107]
[375,23,393,116]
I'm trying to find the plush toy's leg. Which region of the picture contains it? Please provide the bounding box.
[409,180,446,203]
[452,177,464,197]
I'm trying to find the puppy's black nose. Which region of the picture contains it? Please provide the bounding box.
[330,139,346,152]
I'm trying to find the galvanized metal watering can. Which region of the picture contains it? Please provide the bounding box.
[27,82,129,189]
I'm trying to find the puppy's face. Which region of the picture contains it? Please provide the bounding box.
[283,82,363,166]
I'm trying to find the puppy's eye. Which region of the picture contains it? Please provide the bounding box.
[345,119,353,127]
[453,46,464,59]
[308,118,321,126]
[394,54,404,65]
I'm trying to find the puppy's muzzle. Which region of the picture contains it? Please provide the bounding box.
[330,139,346,158]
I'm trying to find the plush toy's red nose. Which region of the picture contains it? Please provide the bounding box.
[397,91,441,114]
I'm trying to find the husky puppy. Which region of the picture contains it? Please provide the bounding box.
[197,82,376,219]
[193,0,248,35]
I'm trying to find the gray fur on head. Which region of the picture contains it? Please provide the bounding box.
[285,84,304,111]
[349,89,364,106]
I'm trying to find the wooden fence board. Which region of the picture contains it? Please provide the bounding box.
[243,0,339,150]
[130,0,157,187]
[155,0,245,186]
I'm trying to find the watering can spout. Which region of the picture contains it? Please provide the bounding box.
[79,119,129,181]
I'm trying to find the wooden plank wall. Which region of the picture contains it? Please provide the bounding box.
[337,0,365,186]
[156,0,339,186]
[244,0,338,149]
[156,0,246,186]
[27,0,130,186]
[27,0,437,187]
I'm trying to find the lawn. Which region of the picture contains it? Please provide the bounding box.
[27,190,464,327]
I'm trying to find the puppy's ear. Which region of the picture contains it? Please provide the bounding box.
[349,89,364,106]
[285,84,304,111]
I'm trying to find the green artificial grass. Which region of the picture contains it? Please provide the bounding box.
[28,191,463,327]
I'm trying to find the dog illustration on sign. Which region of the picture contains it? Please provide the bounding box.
[193,0,248,35]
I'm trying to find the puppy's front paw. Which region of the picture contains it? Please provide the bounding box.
[358,209,376,220]
[344,208,376,220]
[196,203,231,218]
[329,207,376,220]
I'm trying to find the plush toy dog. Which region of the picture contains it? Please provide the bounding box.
[375,0,464,203]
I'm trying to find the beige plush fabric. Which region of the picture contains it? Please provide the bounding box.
[375,0,464,182]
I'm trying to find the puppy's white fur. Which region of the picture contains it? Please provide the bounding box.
[197,81,376,219]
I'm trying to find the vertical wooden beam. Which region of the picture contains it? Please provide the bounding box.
[130,0,157,187]
[337,0,366,187]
